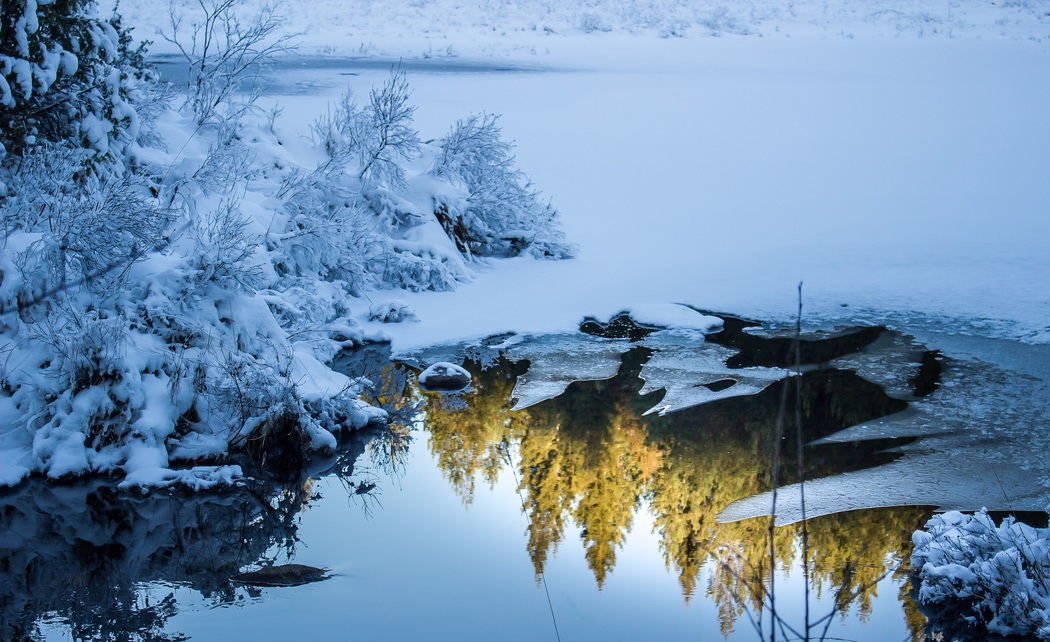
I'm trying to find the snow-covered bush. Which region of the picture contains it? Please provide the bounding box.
[579,11,611,33]
[310,80,572,289]
[0,14,376,489]
[190,198,264,293]
[162,0,294,126]
[434,113,574,259]
[273,163,382,293]
[911,509,1050,640]
[314,69,420,189]
[0,1,571,491]
[2,144,172,297]
[0,0,147,166]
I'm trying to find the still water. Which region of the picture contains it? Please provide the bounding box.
[9,316,1013,641]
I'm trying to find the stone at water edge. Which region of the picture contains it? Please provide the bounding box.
[231,564,331,587]
[418,362,472,392]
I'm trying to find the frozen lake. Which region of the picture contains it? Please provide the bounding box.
[232,41,1050,353]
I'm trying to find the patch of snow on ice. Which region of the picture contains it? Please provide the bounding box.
[505,334,629,410]
[638,329,783,415]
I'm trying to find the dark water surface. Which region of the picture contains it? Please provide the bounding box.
[3,318,1047,641]
[149,54,550,96]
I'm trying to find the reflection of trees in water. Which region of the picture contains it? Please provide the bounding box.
[518,349,661,587]
[0,424,396,641]
[420,345,932,635]
[425,357,529,505]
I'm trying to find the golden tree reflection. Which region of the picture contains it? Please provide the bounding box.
[406,346,931,633]
[424,358,529,505]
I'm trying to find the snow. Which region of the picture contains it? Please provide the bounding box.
[638,329,783,415]
[417,361,472,391]
[290,36,1045,355]
[912,509,1050,640]
[112,0,1050,60]
[368,299,418,323]
[1,0,1045,491]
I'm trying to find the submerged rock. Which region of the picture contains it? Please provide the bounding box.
[579,311,662,340]
[231,564,331,587]
[418,362,472,392]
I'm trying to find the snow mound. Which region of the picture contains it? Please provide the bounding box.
[418,362,472,392]
[625,303,723,334]
[369,300,419,323]
[912,509,1050,640]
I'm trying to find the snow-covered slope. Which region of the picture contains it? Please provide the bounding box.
[0,1,571,488]
[112,0,1050,60]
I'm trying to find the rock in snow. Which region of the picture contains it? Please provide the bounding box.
[418,362,472,392]
[369,300,418,323]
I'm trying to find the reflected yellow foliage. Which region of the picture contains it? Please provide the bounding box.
[424,358,528,505]
[360,362,418,471]
[401,347,931,634]
[523,391,661,586]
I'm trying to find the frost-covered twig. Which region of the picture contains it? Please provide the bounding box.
[162,0,295,125]
[313,68,420,189]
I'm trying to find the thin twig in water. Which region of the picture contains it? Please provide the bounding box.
[769,341,791,641]
[500,439,562,642]
[794,282,811,641]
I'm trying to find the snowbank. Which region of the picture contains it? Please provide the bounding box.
[912,509,1050,640]
[109,0,1050,61]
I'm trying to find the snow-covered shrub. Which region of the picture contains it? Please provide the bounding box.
[273,165,379,290]
[305,77,480,294]
[190,198,264,293]
[172,116,259,202]
[314,69,420,189]
[0,2,574,490]
[0,0,148,166]
[434,113,574,258]
[313,87,358,159]
[194,343,383,479]
[579,11,611,33]
[912,509,1050,640]
[162,0,294,126]
[368,300,417,323]
[2,144,172,297]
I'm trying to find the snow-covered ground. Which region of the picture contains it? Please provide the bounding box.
[117,0,1050,59]
[381,36,1050,353]
[252,45,1050,360]
[97,0,1050,354]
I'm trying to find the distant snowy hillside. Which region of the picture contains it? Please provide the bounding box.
[106,0,1050,59]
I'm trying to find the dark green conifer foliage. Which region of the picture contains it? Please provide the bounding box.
[0,0,146,161]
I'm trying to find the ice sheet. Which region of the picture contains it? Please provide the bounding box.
[637,329,784,415]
